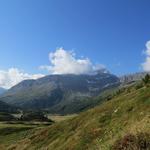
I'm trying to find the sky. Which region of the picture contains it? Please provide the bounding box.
[0,0,150,88]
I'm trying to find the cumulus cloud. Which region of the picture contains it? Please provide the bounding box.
[40,48,106,75]
[0,68,44,89]
[142,41,150,72]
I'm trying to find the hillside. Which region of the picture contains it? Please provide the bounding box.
[0,101,18,113]
[0,73,120,114]
[1,83,149,150]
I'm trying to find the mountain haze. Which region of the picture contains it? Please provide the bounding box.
[0,88,6,95]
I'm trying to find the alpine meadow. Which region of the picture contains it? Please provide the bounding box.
[0,1,149,150]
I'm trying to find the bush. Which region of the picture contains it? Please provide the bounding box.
[0,112,16,121]
[112,133,150,150]
[142,74,150,86]
[20,111,53,122]
[135,83,143,90]
[114,88,125,96]
[105,95,113,101]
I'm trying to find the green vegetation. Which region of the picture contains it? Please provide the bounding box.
[0,122,42,149]
[0,101,18,113]
[112,132,150,150]
[142,74,150,86]
[48,87,119,115]
[0,112,16,121]
[0,83,148,150]
[20,111,53,122]
[47,114,77,122]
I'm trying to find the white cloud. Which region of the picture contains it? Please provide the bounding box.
[142,41,150,72]
[40,48,106,75]
[0,68,44,89]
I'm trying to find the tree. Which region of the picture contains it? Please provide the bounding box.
[20,111,53,122]
[142,74,150,86]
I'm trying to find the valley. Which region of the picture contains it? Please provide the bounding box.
[0,113,77,149]
[0,1,150,149]
[0,76,149,150]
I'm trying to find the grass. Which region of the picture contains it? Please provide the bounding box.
[0,114,77,149]
[0,85,150,150]
[0,120,55,149]
[0,123,35,148]
[47,114,77,122]
[112,132,150,150]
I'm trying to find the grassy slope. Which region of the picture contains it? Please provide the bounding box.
[47,114,78,123]
[1,86,150,150]
[0,115,76,150]
[0,123,37,149]
[47,87,119,115]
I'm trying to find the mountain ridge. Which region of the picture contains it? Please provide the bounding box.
[0,72,120,114]
[120,72,150,83]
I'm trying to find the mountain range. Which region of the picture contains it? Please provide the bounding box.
[0,72,120,114]
[120,72,150,83]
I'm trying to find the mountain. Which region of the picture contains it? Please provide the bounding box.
[0,72,120,114]
[0,88,6,95]
[0,100,18,113]
[120,72,150,84]
[2,81,149,150]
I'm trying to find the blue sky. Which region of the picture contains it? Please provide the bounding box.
[0,0,150,78]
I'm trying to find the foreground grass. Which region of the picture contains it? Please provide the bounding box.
[0,123,35,149]
[0,114,77,149]
[47,114,77,122]
[0,121,54,149]
[1,85,150,150]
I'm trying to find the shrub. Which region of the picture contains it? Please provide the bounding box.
[112,132,150,150]
[20,111,53,122]
[105,95,113,101]
[135,83,143,90]
[0,112,16,121]
[142,74,150,86]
